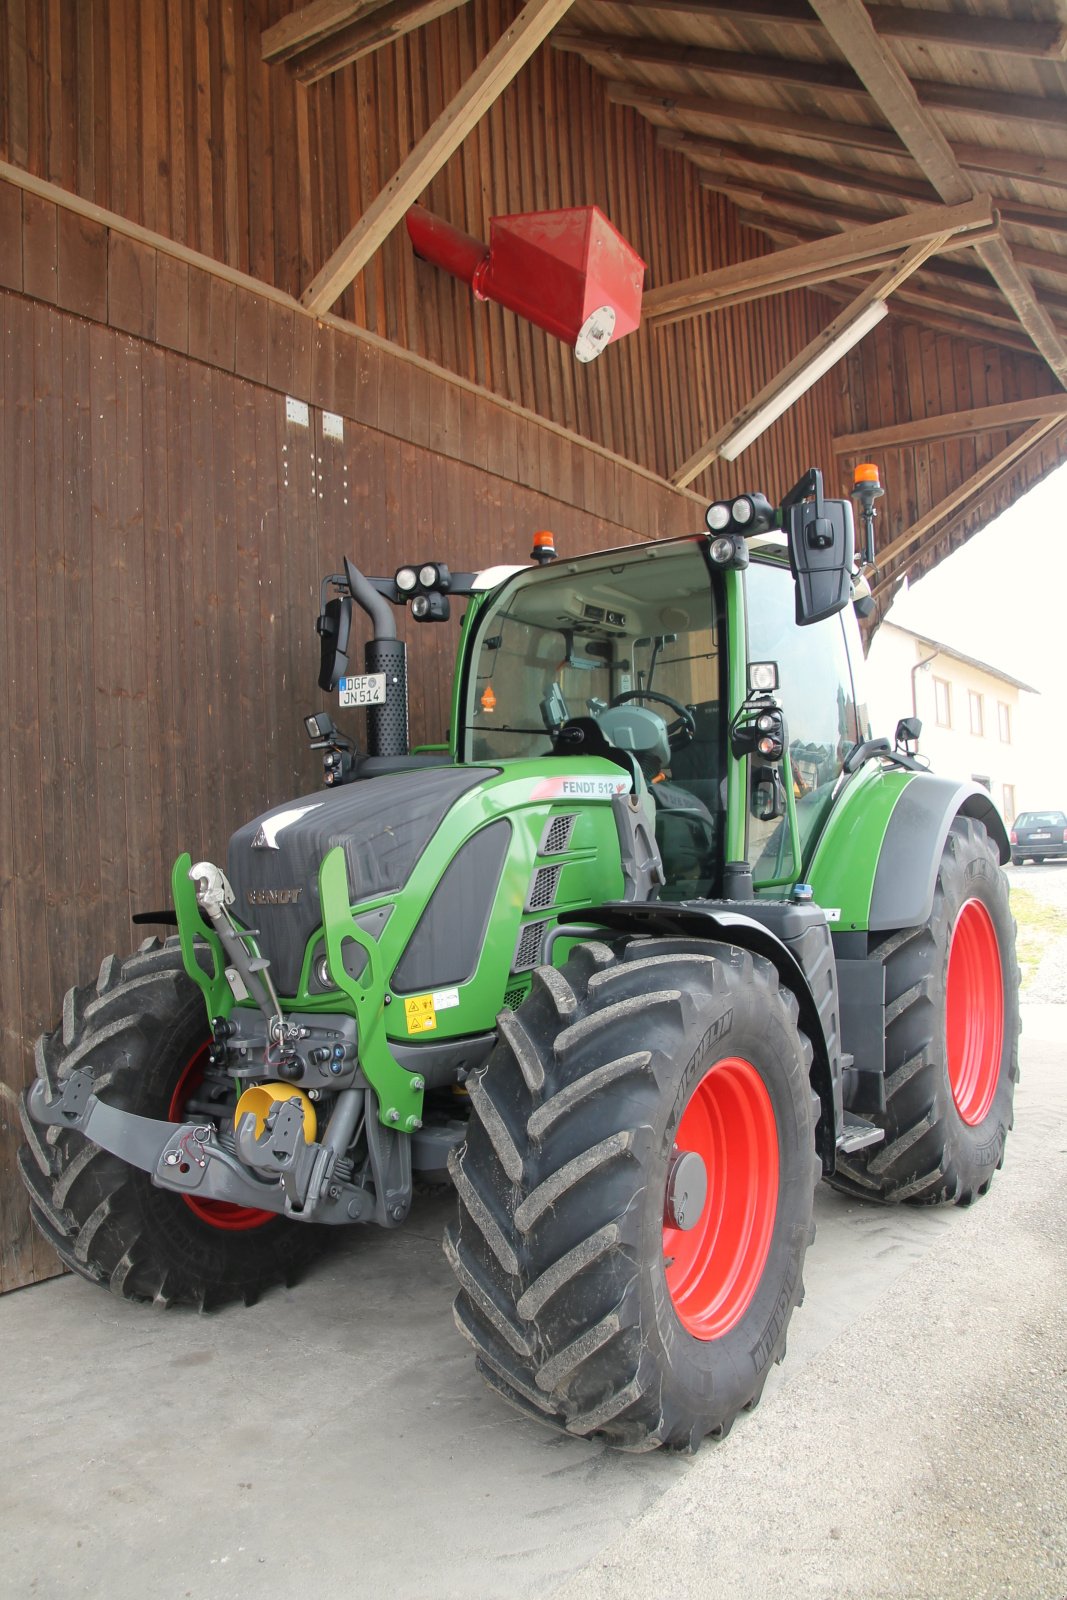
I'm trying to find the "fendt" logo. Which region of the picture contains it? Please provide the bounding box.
[247,888,303,906]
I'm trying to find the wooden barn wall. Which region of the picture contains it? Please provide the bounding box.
[838,323,1063,618]
[0,214,713,1292]
[0,0,843,500]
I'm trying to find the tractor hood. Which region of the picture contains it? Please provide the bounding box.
[226,766,490,994]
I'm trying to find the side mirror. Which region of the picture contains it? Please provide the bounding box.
[317,595,353,691]
[783,469,855,627]
[895,716,921,754]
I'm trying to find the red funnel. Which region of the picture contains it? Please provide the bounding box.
[406,204,645,362]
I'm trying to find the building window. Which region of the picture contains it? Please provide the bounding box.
[934,678,951,727]
[1002,784,1015,822]
[969,690,984,736]
[998,701,1011,743]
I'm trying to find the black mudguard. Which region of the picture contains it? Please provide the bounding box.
[563,899,844,1171]
[869,776,1009,932]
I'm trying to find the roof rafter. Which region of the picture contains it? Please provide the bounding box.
[587,1,1067,59]
[300,0,574,313]
[263,1,471,82]
[834,396,1067,454]
[672,236,955,487]
[644,196,996,325]
[562,31,1067,128]
[605,81,904,155]
[808,0,1067,390]
[871,420,1067,588]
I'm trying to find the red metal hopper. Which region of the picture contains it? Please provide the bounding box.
[406,204,645,362]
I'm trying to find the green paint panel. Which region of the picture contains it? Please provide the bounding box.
[804,765,915,929]
[171,852,233,1020]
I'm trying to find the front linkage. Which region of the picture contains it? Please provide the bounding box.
[31,846,417,1231]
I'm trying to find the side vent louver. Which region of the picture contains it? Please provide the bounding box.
[539,813,576,855]
[513,920,548,973]
[526,864,561,912]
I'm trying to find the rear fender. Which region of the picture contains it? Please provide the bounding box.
[566,901,842,1172]
[867,776,1010,932]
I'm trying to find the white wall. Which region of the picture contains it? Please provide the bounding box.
[865,623,1031,823]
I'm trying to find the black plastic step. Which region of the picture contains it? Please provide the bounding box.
[837,1112,885,1153]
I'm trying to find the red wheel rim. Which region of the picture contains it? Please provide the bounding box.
[168,1045,275,1231]
[664,1056,779,1341]
[946,898,1003,1126]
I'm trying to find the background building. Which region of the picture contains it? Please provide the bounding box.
[865,621,1035,823]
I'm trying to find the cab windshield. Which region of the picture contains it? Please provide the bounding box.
[462,542,725,895]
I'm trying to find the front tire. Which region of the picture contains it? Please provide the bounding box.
[18,939,324,1309]
[445,937,818,1451]
[832,816,1019,1206]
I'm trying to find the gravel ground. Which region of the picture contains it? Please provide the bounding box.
[1005,861,1067,1004]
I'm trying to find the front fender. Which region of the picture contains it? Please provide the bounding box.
[563,901,842,1171]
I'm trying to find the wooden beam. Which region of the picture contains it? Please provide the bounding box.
[871,420,1067,583]
[955,144,1067,195]
[672,239,947,488]
[808,0,1067,389]
[657,130,939,207]
[262,0,379,61]
[589,1,1067,59]
[645,197,996,325]
[300,0,575,314]
[294,1,471,81]
[555,31,862,95]
[566,31,1067,128]
[604,81,904,156]
[834,395,1067,454]
[1012,243,1067,285]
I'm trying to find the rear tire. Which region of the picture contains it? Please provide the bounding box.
[831,816,1019,1206]
[18,939,324,1309]
[445,937,818,1452]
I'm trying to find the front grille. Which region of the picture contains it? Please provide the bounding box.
[503,984,528,1011]
[540,813,576,855]
[526,864,561,912]
[513,920,548,972]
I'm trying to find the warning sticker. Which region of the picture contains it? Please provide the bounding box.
[404,994,437,1034]
[432,987,460,1011]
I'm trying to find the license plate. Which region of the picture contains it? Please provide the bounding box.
[339,673,386,708]
[1032,831,1051,840]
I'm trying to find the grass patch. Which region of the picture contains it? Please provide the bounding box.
[1008,884,1067,992]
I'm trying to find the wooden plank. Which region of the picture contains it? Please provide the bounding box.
[657,130,938,208]
[188,267,237,370]
[873,419,1067,580]
[555,30,861,95]
[22,193,58,304]
[155,254,190,354]
[604,81,905,157]
[955,145,1067,195]
[107,233,157,341]
[645,198,995,322]
[0,185,23,292]
[262,0,393,62]
[234,289,270,385]
[292,1,471,82]
[300,0,577,313]
[673,238,946,488]
[56,209,108,321]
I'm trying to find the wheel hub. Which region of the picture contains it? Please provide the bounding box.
[663,1056,779,1342]
[665,1150,708,1230]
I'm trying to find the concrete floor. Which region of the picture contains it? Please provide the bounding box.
[2,1007,1064,1600]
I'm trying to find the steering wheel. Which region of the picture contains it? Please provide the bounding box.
[608,690,696,752]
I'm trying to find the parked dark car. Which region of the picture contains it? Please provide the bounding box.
[1010,810,1067,864]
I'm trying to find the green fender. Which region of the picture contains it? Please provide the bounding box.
[805,765,1010,934]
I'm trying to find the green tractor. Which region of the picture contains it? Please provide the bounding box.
[20,467,1018,1452]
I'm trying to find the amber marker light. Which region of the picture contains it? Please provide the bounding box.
[531,530,558,565]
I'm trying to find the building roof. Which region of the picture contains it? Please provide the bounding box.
[880,620,1039,695]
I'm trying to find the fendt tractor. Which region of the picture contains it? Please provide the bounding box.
[20,466,1019,1453]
